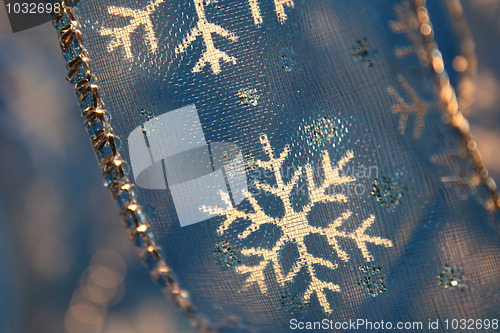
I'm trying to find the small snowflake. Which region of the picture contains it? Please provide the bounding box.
[431,150,478,200]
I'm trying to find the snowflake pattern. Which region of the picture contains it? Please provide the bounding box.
[431,150,478,200]
[248,0,264,25]
[175,0,238,74]
[99,0,164,59]
[389,0,428,65]
[201,134,393,313]
[387,75,429,138]
[98,0,296,72]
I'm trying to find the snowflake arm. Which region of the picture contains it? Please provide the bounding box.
[303,276,340,314]
[347,215,393,262]
[304,276,340,313]
[107,6,138,17]
[323,211,393,262]
[200,190,232,215]
[284,240,338,284]
[256,134,290,175]
[200,190,251,236]
[321,211,353,261]
[175,26,202,54]
[175,0,238,74]
[236,247,282,292]
[274,0,295,23]
[236,263,269,293]
[216,203,251,236]
[253,180,275,194]
[304,150,355,213]
[248,0,263,25]
[206,23,238,40]
[390,0,427,62]
[387,86,410,135]
[99,26,135,58]
[289,240,341,314]
[255,134,298,211]
[238,193,275,239]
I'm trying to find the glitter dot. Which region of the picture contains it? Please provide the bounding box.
[437,265,466,290]
[292,116,351,161]
[243,153,257,172]
[351,38,374,67]
[281,291,310,316]
[237,88,260,106]
[358,265,387,297]
[202,0,221,10]
[372,174,407,210]
[279,47,297,72]
[304,116,338,146]
[214,239,242,268]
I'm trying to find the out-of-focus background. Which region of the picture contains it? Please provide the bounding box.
[459,0,500,182]
[0,1,498,332]
[0,5,197,333]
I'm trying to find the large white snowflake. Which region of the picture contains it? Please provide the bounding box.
[202,134,393,313]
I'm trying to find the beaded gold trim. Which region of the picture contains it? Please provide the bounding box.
[414,0,500,212]
[52,2,214,332]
